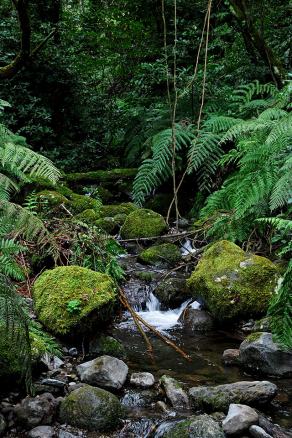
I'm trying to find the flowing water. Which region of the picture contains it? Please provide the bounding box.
[113,254,292,432]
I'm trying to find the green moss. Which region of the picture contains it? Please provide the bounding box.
[96,186,113,203]
[33,266,116,335]
[74,209,99,224]
[98,336,126,358]
[134,271,155,282]
[113,213,127,226]
[36,190,69,207]
[120,208,168,239]
[95,217,117,234]
[100,202,137,218]
[64,168,137,183]
[187,240,280,321]
[245,332,263,343]
[69,194,101,214]
[138,243,181,266]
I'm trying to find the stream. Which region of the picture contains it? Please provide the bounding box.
[110,251,292,435]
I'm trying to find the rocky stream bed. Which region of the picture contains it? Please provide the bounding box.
[0,215,292,438]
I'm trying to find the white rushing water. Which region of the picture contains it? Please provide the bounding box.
[135,292,201,331]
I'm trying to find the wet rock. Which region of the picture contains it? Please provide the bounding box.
[0,413,6,435]
[222,404,259,435]
[249,425,273,438]
[41,378,67,389]
[76,355,128,390]
[160,375,190,410]
[59,384,123,431]
[163,414,225,438]
[57,431,80,438]
[121,389,157,408]
[88,336,126,359]
[258,415,292,438]
[41,355,64,371]
[179,308,213,332]
[155,277,190,308]
[14,393,57,428]
[130,372,155,388]
[189,381,277,412]
[68,348,78,357]
[187,240,280,321]
[27,425,56,438]
[222,349,240,365]
[239,332,292,377]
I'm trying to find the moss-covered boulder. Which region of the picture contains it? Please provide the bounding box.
[164,415,225,438]
[74,209,99,224]
[59,385,123,431]
[100,202,137,218]
[138,243,181,267]
[33,266,116,335]
[120,208,168,239]
[95,217,117,234]
[36,190,69,207]
[187,240,280,321]
[69,194,101,214]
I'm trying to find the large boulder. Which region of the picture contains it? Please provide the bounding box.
[163,414,225,438]
[179,309,214,333]
[59,385,123,431]
[239,332,292,377]
[14,393,58,429]
[222,404,259,435]
[33,266,116,335]
[189,381,277,412]
[120,208,168,239]
[187,240,279,321]
[160,375,190,410]
[77,355,128,390]
[99,202,137,218]
[138,244,181,267]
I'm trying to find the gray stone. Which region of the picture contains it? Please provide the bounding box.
[57,431,79,438]
[222,349,240,365]
[130,372,155,388]
[223,404,259,435]
[239,332,292,377]
[189,380,277,411]
[164,414,225,438]
[160,375,190,410]
[41,379,67,388]
[27,425,56,438]
[179,309,214,332]
[41,355,64,371]
[68,348,78,357]
[77,355,128,390]
[14,393,57,428]
[249,425,273,438]
[59,384,123,431]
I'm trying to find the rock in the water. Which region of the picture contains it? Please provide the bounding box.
[120,208,168,239]
[130,372,155,388]
[28,425,56,438]
[88,336,126,359]
[179,308,214,332]
[160,375,190,410]
[222,349,240,365]
[222,404,259,435]
[258,415,292,438]
[155,277,189,308]
[187,240,279,321]
[77,355,128,390]
[14,393,57,428]
[33,266,116,335]
[138,244,181,267]
[189,381,277,411]
[163,414,225,438]
[239,332,292,377]
[249,425,273,438]
[59,384,123,431]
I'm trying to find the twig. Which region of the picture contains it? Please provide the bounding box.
[119,288,191,361]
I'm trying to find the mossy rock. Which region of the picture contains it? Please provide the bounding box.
[138,243,181,266]
[33,266,116,335]
[187,240,280,321]
[64,168,137,184]
[36,190,69,207]
[59,384,124,431]
[69,194,101,214]
[100,202,137,218]
[113,213,127,226]
[95,217,117,234]
[74,209,99,224]
[88,335,126,359]
[96,186,113,203]
[120,208,168,239]
[134,271,155,282]
[164,415,225,438]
